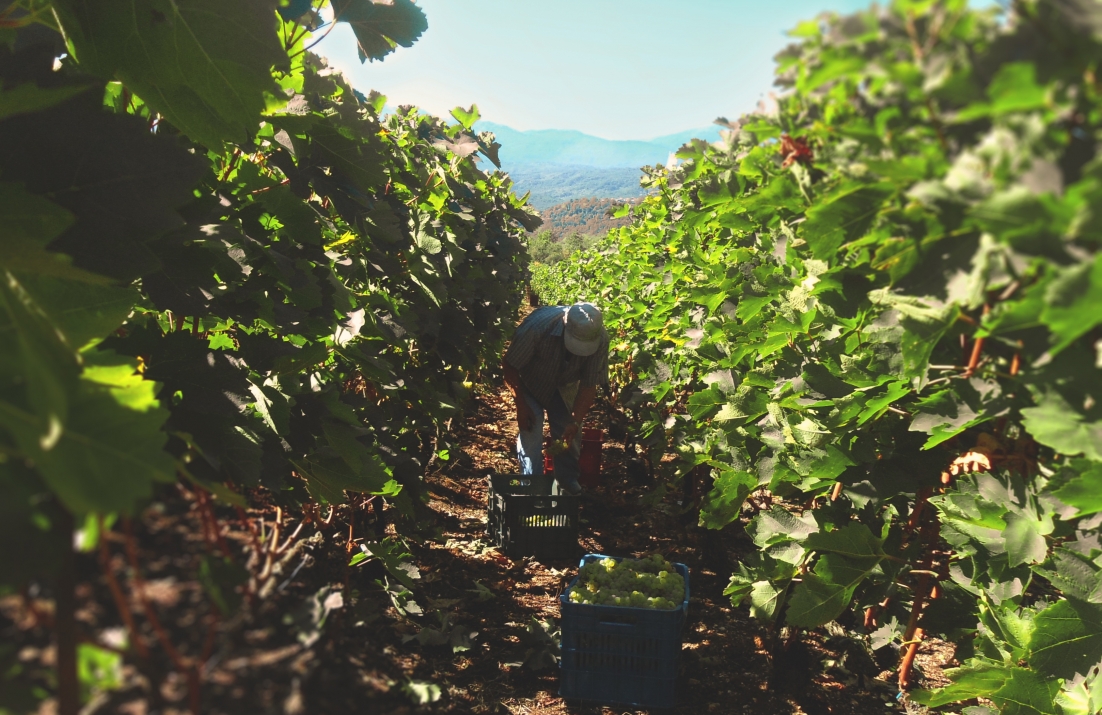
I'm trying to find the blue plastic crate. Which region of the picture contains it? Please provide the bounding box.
[486,474,579,560]
[558,554,690,709]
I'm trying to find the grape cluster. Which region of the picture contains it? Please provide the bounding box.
[546,439,570,456]
[567,554,684,610]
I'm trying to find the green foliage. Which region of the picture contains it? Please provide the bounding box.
[331,0,428,63]
[545,1,1102,710]
[2,0,531,510]
[402,678,443,704]
[527,229,599,267]
[76,643,122,701]
[537,197,634,238]
[0,2,532,706]
[53,0,289,148]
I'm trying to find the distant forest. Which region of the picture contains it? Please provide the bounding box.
[506,164,646,209]
[526,198,635,265]
[537,198,634,239]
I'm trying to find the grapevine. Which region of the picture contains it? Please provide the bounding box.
[5,0,1102,711]
[0,1,536,711]
[539,0,1102,711]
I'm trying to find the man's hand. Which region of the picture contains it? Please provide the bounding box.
[562,421,579,446]
[516,400,534,432]
[565,386,596,446]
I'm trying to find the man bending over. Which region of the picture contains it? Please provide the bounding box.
[502,303,609,495]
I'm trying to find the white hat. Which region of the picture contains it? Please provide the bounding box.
[563,303,605,356]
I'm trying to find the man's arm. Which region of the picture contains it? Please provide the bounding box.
[503,358,534,431]
[564,336,609,444]
[563,385,597,444]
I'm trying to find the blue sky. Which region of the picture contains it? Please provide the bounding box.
[315,0,996,141]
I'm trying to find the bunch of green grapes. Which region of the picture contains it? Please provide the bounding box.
[546,439,570,456]
[567,554,684,609]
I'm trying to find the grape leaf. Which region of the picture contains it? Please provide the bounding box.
[1040,255,1102,355]
[0,375,175,515]
[989,667,1062,715]
[277,0,313,20]
[1027,599,1102,679]
[53,0,287,148]
[910,389,976,440]
[0,182,106,283]
[0,82,93,121]
[249,382,292,437]
[913,661,1012,707]
[801,362,854,399]
[292,453,392,505]
[749,580,788,621]
[801,182,893,258]
[804,522,884,559]
[969,188,1065,259]
[450,105,480,131]
[1003,512,1051,567]
[869,290,960,381]
[1052,462,1102,517]
[1035,548,1102,603]
[332,0,428,63]
[747,506,817,547]
[0,88,206,280]
[857,380,910,425]
[785,552,882,627]
[698,466,756,529]
[917,661,1061,714]
[0,275,79,434]
[1057,682,1097,715]
[987,63,1049,115]
[1021,390,1102,462]
[715,385,769,424]
[687,385,725,420]
[19,275,138,350]
[802,55,865,92]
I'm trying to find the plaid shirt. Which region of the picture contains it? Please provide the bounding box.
[505,306,609,407]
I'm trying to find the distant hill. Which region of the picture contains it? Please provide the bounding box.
[537,198,634,238]
[476,121,723,168]
[466,121,723,208]
[508,164,645,209]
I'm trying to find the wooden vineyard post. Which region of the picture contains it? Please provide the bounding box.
[56,509,79,715]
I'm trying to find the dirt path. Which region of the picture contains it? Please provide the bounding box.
[1,383,930,715]
[375,384,910,715]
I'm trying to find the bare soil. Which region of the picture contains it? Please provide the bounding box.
[1,381,954,714]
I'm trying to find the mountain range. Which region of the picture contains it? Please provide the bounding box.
[471,121,724,209]
[474,121,723,168]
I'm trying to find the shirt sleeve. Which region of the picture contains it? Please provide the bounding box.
[580,334,610,387]
[504,317,538,369]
